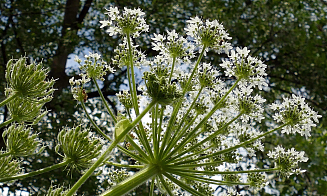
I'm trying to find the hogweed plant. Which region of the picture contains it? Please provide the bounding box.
[0,6,322,196]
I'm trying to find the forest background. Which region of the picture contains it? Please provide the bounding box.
[0,0,326,195]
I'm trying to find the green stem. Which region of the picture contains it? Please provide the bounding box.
[66,100,156,196]
[158,174,174,196]
[150,178,155,196]
[160,113,199,161]
[126,64,135,106]
[168,161,223,168]
[0,161,68,182]
[93,78,117,124]
[163,79,241,162]
[157,106,164,157]
[159,46,206,159]
[0,152,11,158]
[100,164,159,196]
[126,135,151,163]
[180,124,288,164]
[116,143,149,164]
[168,57,176,82]
[166,167,280,175]
[153,104,159,159]
[169,170,249,186]
[166,113,242,163]
[0,118,15,129]
[164,172,206,196]
[0,93,18,108]
[126,34,155,159]
[168,145,214,165]
[80,101,111,142]
[126,34,139,115]
[212,123,288,157]
[106,161,144,169]
[161,86,204,158]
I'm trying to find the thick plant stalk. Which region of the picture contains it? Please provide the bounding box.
[0,161,69,182]
[0,93,18,108]
[100,164,160,196]
[65,100,156,196]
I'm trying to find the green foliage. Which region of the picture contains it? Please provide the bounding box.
[56,125,102,171]
[0,156,20,179]
[3,124,43,157]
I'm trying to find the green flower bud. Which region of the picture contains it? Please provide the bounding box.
[55,125,102,171]
[223,172,241,183]
[143,71,183,105]
[107,169,130,188]
[117,90,133,109]
[194,101,208,115]
[6,96,48,124]
[0,156,21,179]
[46,185,70,196]
[78,52,115,80]
[3,124,43,156]
[248,173,267,189]
[198,69,215,88]
[5,57,55,101]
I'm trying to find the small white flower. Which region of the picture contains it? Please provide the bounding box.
[271,95,321,138]
[220,47,268,89]
[184,17,232,54]
[101,6,148,37]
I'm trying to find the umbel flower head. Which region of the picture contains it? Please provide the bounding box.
[68,7,322,196]
[46,185,69,196]
[6,95,48,124]
[271,94,322,138]
[268,146,308,178]
[5,57,55,101]
[143,71,183,105]
[100,6,149,38]
[69,74,90,103]
[111,37,146,68]
[3,124,44,156]
[184,16,232,54]
[75,52,115,81]
[55,125,102,171]
[0,156,21,179]
[151,30,195,63]
[220,47,268,89]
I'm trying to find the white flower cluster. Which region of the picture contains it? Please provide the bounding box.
[220,47,268,89]
[75,52,115,81]
[267,146,308,177]
[231,86,266,122]
[69,52,115,102]
[151,30,195,64]
[229,122,264,157]
[69,74,90,103]
[270,94,322,138]
[112,37,146,68]
[100,7,149,38]
[184,16,232,54]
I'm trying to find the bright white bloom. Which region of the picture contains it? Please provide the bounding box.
[151,30,195,64]
[77,52,115,81]
[100,6,149,38]
[268,146,308,177]
[112,37,146,68]
[271,94,322,138]
[230,87,266,122]
[184,16,232,54]
[220,47,268,89]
